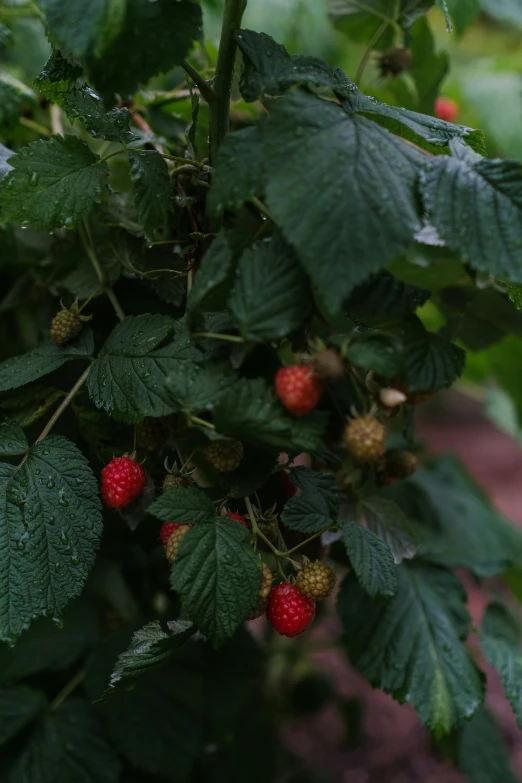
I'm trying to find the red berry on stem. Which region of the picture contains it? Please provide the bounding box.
[101,456,147,508]
[266,582,315,637]
[160,521,182,545]
[275,365,323,416]
[227,511,248,527]
[435,97,459,123]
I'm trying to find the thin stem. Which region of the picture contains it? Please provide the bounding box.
[98,148,126,164]
[182,59,217,104]
[192,332,243,343]
[355,19,389,85]
[19,116,50,137]
[106,288,125,322]
[245,497,280,557]
[36,367,91,445]
[187,268,193,294]
[284,529,330,557]
[209,0,247,164]
[249,196,274,221]
[189,415,216,430]
[50,669,86,711]
[161,153,210,171]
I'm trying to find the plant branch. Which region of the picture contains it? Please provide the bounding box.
[36,366,91,444]
[355,19,389,85]
[209,0,247,163]
[182,59,217,104]
[50,669,86,711]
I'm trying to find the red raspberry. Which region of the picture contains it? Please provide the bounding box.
[266,582,315,637]
[435,97,459,123]
[227,511,248,527]
[101,456,147,508]
[160,521,182,544]
[275,364,323,416]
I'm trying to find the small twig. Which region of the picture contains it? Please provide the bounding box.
[36,367,92,445]
[19,116,50,137]
[50,669,86,711]
[192,332,244,343]
[355,19,389,85]
[182,59,217,104]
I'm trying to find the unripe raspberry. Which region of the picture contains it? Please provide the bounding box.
[50,301,89,345]
[101,456,147,508]
[203,440,243,473]
[435,97,459,123]
[296,561,336,600]
[259,562,273,600]
[385,449,419,479]
[227,511,248,527]
[275,364,323,416]
[267,583,315,637]
[160,521,181,545]
[162,472,189,493]
[311,349,345,380]
[166,525,192,563]
[378,46,411,78]
[137,417,170,451]
[379,387,407,408]
[344,417,386,462]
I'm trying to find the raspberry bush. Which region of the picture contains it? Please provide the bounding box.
[0,1,522,780]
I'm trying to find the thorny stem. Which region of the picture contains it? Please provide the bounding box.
[36,367,92,445]
[354,19,389,85]
[50,669,86,711]
[209,0,247,164]
[182,59,217,104]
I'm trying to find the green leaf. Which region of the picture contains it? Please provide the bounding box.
[480,603,522,728]
[38,0,203,100]
[148,486,216,525]
[34,49,83,102]
[171,519,262,647]
[0,686,47,745]
[8,700,120,783]
[207,125,265,213]
[263,91,423,313]
[457,705,517,783]
[167,362,238,414]
[342,87,485,155]
[0,387,66,429]
[337,562,484,734]
[236,29,355,103]
[0,597,99,683]
[421,145,522,286]
[228,235,312,342]
[213,377,325,452]
[443,0,480,34]
[1,136,107,231]
[346,334,403,376]
[104,666,204,780]
[282,468,339,534]
[61,87,137,143]
[0,334,93,393]
[409,455,519,576]
[0,436,102,643]
[0,72,35,126]
[345,272,430,319]
[361,496,418,564]
[329,0,435,42]
[340,518,397,598]
[128,150,172,234]
[105,620,194,696]
[0,419,27,455]
[400,319,466,392]
[87,315,203,422]
[187,231,234,319]
[0,143,13,183]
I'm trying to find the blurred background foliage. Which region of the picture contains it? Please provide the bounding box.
[2,0,522,441]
